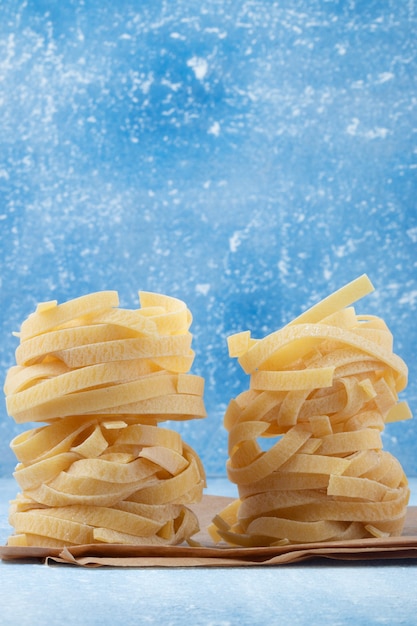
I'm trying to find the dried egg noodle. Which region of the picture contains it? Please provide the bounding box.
[4,291,206,547]
[210,275,412,546]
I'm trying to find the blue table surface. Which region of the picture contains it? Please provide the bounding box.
[1,476,416,626]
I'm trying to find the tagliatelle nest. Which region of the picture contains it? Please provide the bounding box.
[209,275,412,546]
[4,291,206,548]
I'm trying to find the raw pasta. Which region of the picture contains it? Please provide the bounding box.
[210,275,412,546]
[4,291,206,547]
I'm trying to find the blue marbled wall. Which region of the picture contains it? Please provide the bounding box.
[1,1,416,477]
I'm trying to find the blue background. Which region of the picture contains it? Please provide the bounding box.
[1,0,416,478]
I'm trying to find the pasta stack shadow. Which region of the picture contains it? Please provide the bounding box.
[4,291,206,548]
[210,275,412,546]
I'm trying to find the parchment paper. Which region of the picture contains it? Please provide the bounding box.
[2,496,417,567]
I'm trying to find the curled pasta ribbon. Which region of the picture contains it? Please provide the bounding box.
[210,275,412,546]
[4,291,206,425]
[5,291,206,547]
[8,501,200,548]
[7,369,205,423]
[8,418,205,546]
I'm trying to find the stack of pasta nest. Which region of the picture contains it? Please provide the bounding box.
[210,275,412,546]
[4,291,206,548]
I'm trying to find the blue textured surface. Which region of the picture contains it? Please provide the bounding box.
[1,1,417,479]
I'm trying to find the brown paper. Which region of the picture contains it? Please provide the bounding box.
[2,496,417,567]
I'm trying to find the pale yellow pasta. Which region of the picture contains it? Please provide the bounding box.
[4,290,206,547]
[55,333,193,368]
[9,498,199,547]
[13,452,80,490]
[250,366,335,391]
[10,416,99,464]
[7,366,178,417]
[90,393,206,420]
[14,323,144,367]
[18,291,120,341]
[227,424,312,485]
[211,275,412,546]
[138,291,193,335]
[88,308,158,336]
[138,446,190,475]
[70,424,110,458]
